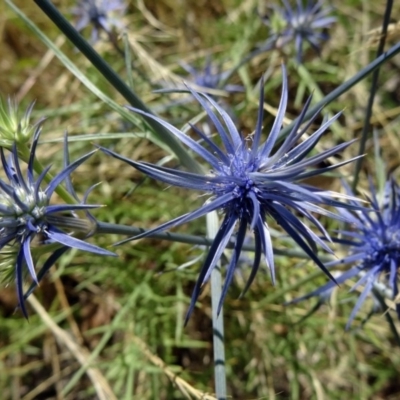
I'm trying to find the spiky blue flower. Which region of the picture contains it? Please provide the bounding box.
[0,122,115,317]
[289,178,400,328]
[262,0,336,63]
[72,0,126,43]
[101,67,358,322]
[180,57,243,94]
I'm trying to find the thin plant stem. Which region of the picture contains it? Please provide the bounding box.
[211,265,227,400]
[207,213,227,400]
[352,0,393,191]
[95,221,333,260]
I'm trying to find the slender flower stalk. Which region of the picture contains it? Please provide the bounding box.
[101,66,360,323]
[0,122,115,316]
[289,178,400,328]
[95,220,334,260]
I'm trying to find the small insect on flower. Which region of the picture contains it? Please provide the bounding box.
[289,178,400,328]
[72,0,126,43]
[0,122,115,317]
[101,66,359,323]
[262,0,336,63]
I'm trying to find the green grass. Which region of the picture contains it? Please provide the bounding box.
[1,0,400,399]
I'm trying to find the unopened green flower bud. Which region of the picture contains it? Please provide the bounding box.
[0,97,40,147]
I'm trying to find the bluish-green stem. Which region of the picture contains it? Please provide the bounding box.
[207,213,227,399]
[352,0,393,191]
[96,221,334,260]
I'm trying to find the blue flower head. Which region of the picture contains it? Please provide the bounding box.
[72,0,126,43]
[180,56,243,94]
[263,0,336,63]
[290,178,400,328]
[101,66,358,323]
[0,123,115,317]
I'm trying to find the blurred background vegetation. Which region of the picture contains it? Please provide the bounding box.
[1,0,400,399]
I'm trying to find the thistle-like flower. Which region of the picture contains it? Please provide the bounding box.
[101,67,358,322]
[262,0,336,63]
[0,122,115,316]
[0,97,38,148]
[289,178,400,328]
[72,0,126,43]
[180,57,243,94]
